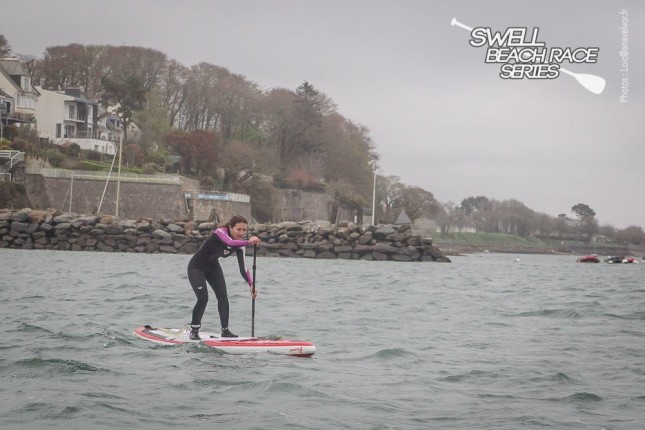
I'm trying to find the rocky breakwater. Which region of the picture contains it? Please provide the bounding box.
[0,209,450,262]
[0,209,205,255]
[250,221,450,262]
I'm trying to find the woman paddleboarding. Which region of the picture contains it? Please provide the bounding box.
[187,215,261,340]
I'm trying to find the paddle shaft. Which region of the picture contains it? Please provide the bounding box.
[251,244,257,337]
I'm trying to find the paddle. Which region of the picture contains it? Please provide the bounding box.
[251,243,257,337]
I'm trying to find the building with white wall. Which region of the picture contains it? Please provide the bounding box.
[0,57,39,128]
[35,86,117,155]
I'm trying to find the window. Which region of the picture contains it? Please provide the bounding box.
[68,104,76,120]
[56,124,62,138]
[21,76,31,92]
[16,94,36,109]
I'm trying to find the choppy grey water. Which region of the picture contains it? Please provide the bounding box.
[1,250,644,429]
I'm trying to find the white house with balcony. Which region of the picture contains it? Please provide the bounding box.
[96,105,124,147]
[0,57,39,127]
[34,86,117,155]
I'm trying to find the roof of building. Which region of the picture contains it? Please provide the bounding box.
[0,64,20,92]
[394,209,412,225]
[64,89,97,105]
[0,58,28,76]
[35,85,97,105]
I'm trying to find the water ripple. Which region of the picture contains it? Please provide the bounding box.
[14,357,105,373]
[550,392,603,403]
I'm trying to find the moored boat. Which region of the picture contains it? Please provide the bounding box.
[577,255,600,263]
[604,256,638,264]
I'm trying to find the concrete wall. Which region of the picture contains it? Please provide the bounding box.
[273,189,331,222]
[23,172,253,222]
[187,188,352,224]
[20,172,356,224]
[189,199,251,223]
[25,174,189,220]
[271,188,358,223]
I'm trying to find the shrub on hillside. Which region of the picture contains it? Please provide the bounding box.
[9,138,34,153]
[142,163,157,174]
[247,181,274,223]
[145,150,169,171]
[85,150,104,162]
[0,182,32,208]
[61,142,81,157]
[1,124,18,141]
[273,172,288,189]
[61,158,80,169]
[200,176,215,188]
[78,160,109,171]
[41,149,64,167]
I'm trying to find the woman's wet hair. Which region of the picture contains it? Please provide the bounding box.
[225,215,248,228]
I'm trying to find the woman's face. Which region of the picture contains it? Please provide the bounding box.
[229,222,248,240]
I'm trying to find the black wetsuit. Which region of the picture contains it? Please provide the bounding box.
[188,228,251,330]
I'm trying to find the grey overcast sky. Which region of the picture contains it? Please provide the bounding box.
[3,0,643,228]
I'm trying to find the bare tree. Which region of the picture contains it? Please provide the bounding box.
[0,35,12,57]
[161,59,189,128]
[181,62,230,131]
[438,202,459,236]
[261,87,298,170]
[571,203,597,239]
[322,114,374,193]
[100,75,147,142]
[376,175,404,222]
[220,140,259,189]
[215,73,262,141]
[134,89,172,152]
[400,186,441,221]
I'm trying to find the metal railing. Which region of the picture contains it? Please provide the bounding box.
[0,151,24,182]
[65,114,88,122]
[71,131,95,139]
[0,150,25,167]
[58,131,121,143]
[185,189,250,203]
[26,167,182,185]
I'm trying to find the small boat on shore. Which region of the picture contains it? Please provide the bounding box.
[577,255,600,263]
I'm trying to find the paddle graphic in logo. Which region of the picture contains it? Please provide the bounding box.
[451,17,606,94]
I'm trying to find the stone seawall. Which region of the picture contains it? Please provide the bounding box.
[0,209,450,262]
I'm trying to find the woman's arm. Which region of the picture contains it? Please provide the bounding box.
[213,227,249,248]
[236,248,253,287]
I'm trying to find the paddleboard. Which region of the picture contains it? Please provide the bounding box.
[134,325,316,357]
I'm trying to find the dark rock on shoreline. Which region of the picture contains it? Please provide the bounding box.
[0,209,451,262]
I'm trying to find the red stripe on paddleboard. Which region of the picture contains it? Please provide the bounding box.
[203,340,314,347]
[134,327,183,345]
